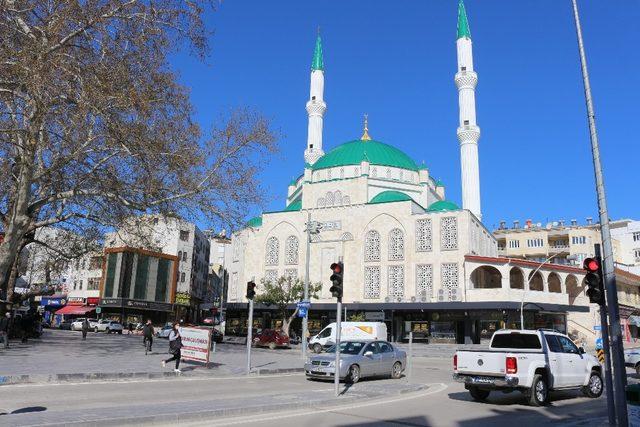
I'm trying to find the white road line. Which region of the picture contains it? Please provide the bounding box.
[0,373,304,388]
[209,383,449,426]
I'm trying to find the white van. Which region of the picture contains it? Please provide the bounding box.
[309,322,387,353]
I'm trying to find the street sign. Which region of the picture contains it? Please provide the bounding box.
[593,325,602,331]
[298,307,307,318]
[297,301,311,310]
[95,307,102,314]
[595,337,603,349]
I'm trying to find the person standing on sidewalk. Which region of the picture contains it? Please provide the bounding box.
[162,323,182,373]
[142,320,154,353]
[81,318,90,340]
[0,312,11,348]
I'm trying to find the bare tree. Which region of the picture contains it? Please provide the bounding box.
[0,1,278,292]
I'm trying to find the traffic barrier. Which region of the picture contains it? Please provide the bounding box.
[596,348,605,364]
[626,383,640,427]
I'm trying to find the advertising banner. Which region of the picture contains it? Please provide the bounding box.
[180,327,212,364]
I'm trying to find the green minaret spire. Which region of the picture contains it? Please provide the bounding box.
[311,32,324,71]
[457,0,472,40]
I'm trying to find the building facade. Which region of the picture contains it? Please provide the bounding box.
[610,219,640,275]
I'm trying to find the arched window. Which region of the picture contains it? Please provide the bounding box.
[388,228,404,261]
[327,169,332,180]
[334,190,342,206]
[265,237,279,266]
[325,191,334,207]
[548,273,562,293]
[355,167,360,176]
[340,168,345,179]
[343,196,351,205]
[317,197,325,208]
[285,236,299,265]
[364,230,381,262]
[180,272,185,282]
[371,167,377,178]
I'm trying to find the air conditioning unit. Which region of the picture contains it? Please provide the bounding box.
[384,296,390,303]
[397,297,402,303]
[420,296,428,303]
[410,296,416,302]
[437,289,446,302]
[450,288,461,302]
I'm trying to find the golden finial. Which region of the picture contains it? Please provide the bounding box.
[361,113,371,141]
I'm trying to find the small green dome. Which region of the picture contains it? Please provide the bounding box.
[427,200,459,212]
[311,140,419,172]
[284,200,302,211]
[246,216,263,228]
[369,191,414,205]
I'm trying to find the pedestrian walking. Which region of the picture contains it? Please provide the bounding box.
[142,319,154,354]
[162,323,182,373]
[128,322,134,335]
[82,318,90,340]
[20,313,31,343]
[0,312,11,348]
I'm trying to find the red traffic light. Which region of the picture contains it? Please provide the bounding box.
[583,257,600,272]
[330,262,342,273]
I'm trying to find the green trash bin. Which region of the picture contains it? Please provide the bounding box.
[627,384,640,427]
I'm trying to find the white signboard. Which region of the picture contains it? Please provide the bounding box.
[322,221,342,231]
[179,327,212,364]
[365,312,385,321]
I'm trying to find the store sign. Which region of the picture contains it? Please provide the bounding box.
[67,297,85,305]
[180,327,211,364]
[175,292,191,306]
[99,298,123,307]
[87,297,100,306]
[99,298,173,312]
[365,312,385,321]
[40,297,66,307]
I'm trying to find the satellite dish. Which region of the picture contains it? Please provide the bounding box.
[552,221,559,227]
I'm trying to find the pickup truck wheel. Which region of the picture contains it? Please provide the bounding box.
[528,374,549,406]
[469,387,490,401]
[583,371,603,398]
[312,344,322,354]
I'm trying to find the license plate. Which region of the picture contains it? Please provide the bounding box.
[311,371,326,376]
[471,377,494,384]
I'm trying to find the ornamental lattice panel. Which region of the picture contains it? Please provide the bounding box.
[334,191,342,206]
[416,264,433,299]
[364,266,381,299]
[388,228,404,260]
[284,268,297,280]
[325,191,334,207]
[388,265,405,299]
[441,216,458,250]
[265,237,279,266]
[441,263,459,292]
[416,219,432,252]
[285,236,299,265]
[264,269,278,285]
[364,230,381,262]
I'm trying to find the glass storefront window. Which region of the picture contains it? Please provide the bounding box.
[480,320,499,340]
[430,321,456,343]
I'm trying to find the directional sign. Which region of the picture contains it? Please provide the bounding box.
[95,307,102,314]
[595,337,603,349]
[593,325,602,331]
[297,301,311,310]
[298,307,308,318]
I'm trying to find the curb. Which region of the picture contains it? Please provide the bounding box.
[0,367,305,386]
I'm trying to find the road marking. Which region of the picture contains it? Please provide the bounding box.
[1,373,304,388]
[209,383,448,426]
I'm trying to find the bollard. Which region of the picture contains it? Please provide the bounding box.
[627,384,640,427]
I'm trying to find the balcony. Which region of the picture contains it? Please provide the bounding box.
[548,244,570,253]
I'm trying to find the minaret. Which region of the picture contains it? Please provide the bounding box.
[455,0,482,220]
[304,32,326,165]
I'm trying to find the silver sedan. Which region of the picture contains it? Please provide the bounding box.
[305,340,406,383]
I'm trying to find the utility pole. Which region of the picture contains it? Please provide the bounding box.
[571,1,628,424]
[302,214,322,361]
[245,280,256,375]
[334,296,342,397]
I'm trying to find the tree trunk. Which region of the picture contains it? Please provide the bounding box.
[281,308,299,337]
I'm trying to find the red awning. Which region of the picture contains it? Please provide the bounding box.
[55,305,96,315]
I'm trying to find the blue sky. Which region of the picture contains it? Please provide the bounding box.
[171,0,639,231]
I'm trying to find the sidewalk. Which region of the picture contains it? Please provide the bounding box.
[0,329,305,385]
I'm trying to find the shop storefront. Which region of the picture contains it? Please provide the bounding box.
[38,295,67,326]
[54,297,100,325]
[98,298,174,325]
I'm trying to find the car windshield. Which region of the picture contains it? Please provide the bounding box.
[325,341,365,355]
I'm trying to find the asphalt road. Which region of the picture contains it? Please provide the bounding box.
[0,356,629,426]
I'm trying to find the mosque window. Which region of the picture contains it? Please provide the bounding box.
[416,264,433,300]
[371,168,377,178]
[334,191,342,206]
[355,167,360,176]
[416,219,433,252]
[441,263,459,298]
[264,269,278,285]
[265,237,279,266]
[327,169,332,180]
[340,168,345,179]
[317,197,325,208]
[386,168,391,179]
[441,217,458,250]
[285,236,299,265]
[343,196,351,206]
[284,269,297,280]
[388,265,405,300]
[325,191,334,207]
[364,266,381,299]
[365,230,381,262]
[388,228,404,261]
[399,170,403,181]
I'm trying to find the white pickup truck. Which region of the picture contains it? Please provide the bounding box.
[453,329,603,406]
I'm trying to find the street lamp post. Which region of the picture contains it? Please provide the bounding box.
[302,212,322,361]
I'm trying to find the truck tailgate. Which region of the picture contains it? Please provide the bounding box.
[456,351,506,376]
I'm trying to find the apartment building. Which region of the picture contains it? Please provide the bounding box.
[610,219,640,275]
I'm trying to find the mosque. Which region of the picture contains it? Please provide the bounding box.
[224,1,592,344]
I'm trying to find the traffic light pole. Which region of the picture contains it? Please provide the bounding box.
[246,298,253,375]
[334,297,342,397]
[595,246,616,426]
[572,1,628,424]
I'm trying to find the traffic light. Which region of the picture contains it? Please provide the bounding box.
[583,257,604,305]
[329,262,344,299]
[246,281,256,300]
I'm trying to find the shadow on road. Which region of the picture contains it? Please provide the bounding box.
[448,389,587,406]
[335,416,429,426]
[0,406,47,416]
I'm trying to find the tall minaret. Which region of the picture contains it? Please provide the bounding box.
[455,0,482,220]
[304,32,326,165]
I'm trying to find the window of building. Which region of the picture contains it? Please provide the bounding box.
[89,256,102,270]
[178,251,182,261]
[343,196,351,205]
[416,264,433,300]
[88,278,101,290]
[340,168,345,179]
[334,190,342,206]
[371,167,377,178]
[285,236,299,265]
[327,169,332,180]
[572,236,587,245]
[388,228,404,261]
[264,269,278,284]
[527,238,544,248]
[265,237,279,266]
[284,269,297,280]
[183,252,187,261]
[441,263,459,297]
[317,197,325,208]
[416,219,432,252]
[441,217,458,250]
[634,248,640,261]
[181,272,185,282]
[388,265,404,299]
[508,240,520,249]
[325,191,334,207]
[179,230,190,241]
[364,230,381,262]
[634,232,640,242]
[364,266,381,299]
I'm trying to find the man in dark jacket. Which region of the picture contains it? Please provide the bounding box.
[142,320,154,353]
[81,318,90,340]
[0,312,11,348]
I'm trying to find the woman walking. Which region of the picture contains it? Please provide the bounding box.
[162,323,182,373]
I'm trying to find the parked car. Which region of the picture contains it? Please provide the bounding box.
[309,322,387,354]
[95,319,124,334]
[253,329,290,349]
[453,329,603,406]
[625,347,640,375]
[58,319,73,330]
[156,325,173,339]
[71,318,99,331]
[305,340,406,383]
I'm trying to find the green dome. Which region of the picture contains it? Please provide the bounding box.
[311,140,419,172]
[246,216,263,228]
[369,191,414,205]
[427,200,459,212]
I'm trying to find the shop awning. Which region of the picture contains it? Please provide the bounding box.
[55,305,95,315]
